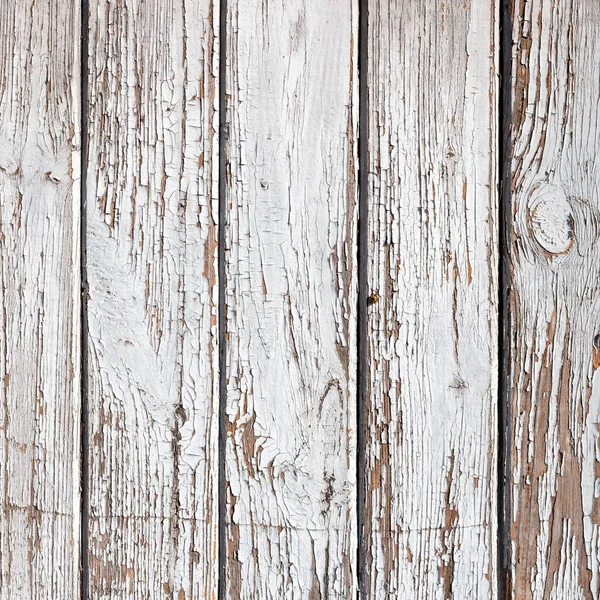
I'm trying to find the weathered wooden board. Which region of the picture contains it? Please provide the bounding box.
[0,0,81,598]
[365,1,499,597]
[223,0,358,597]
[85,0,219,597]
[507,2,600,597]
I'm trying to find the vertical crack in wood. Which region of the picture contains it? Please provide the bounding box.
[218,0,227,597]
[80,0,90,596]
[498,0,513,597]
[357,0,368,599]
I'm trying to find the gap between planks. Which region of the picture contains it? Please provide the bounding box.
[217,0,228,597]
[357,0,369,598]
[498,0,513,598]
[80,0,90,596]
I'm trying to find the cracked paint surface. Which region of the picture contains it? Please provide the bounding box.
[365,1,499,598]
[0,0,81,598]
[509,1,600,597]
[85,0,219,597]
[5,1,600,597]
[224,0,359,597]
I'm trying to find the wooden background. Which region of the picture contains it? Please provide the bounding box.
[1,0,599,598]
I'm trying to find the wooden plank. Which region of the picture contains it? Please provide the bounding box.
[85,0,219,597]
[0,0,81,598]
[365,1,499,597]
[507,2,600,597]
[223,1,358,597]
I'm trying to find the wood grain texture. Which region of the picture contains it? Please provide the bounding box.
[0,0,81,598]
[0,0,80,600]
[85,0,219,597]
[365,1,499,597]
[223,1,358,597]
[508,2,600,597]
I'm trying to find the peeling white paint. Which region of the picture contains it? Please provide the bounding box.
[0,0,81,598]
[224,1,359,598]
[365,1,499,598]
[86,0,219,597]
[509,1,600,597]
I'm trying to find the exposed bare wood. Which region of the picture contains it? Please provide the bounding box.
[85,0,219,597]
[0,0,81,597]
[223,1,359,597]
[365,1,499,597]
[508,2,600,597]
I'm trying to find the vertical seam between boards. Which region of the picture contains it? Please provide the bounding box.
[217,0,228,597]
[80,0,90,596]
[357,0,368,598]
[498,0,512,598]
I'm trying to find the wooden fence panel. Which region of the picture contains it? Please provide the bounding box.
[223,1,359,597]
[85,0,219,597]
[365,1,499,597]
[9,1,600,597]
[508,2,600,597]
[0,1,81,598]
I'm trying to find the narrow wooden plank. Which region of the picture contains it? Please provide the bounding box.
[508,2,600,597]
[365,1,499,597]
[224,1,358,597]
[85,0,219,597]
[0,0,81,598]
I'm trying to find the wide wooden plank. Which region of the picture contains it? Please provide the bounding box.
[0,0,81,598]
[365,1,499,597]
[85,0,219,597]
[224,1,358,597]
[507,2,600,597]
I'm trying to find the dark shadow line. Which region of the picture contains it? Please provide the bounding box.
[217,0,228,598]
[80,0,90,597]
[498,0,512,598]
[357,0,368,598]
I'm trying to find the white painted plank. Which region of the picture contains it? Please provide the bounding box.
[508,2,600,597]
[224,1,359,597]
[0,0,81,598]
[365,1,499,597]
[85,0,219,597]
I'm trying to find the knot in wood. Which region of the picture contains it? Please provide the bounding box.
[528,187,574,256]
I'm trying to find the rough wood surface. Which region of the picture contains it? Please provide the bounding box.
[85,0,219,597]
[0,0,81,598]
[223,1,358,597]
[508,2,600,597]
[365,1,499,597]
